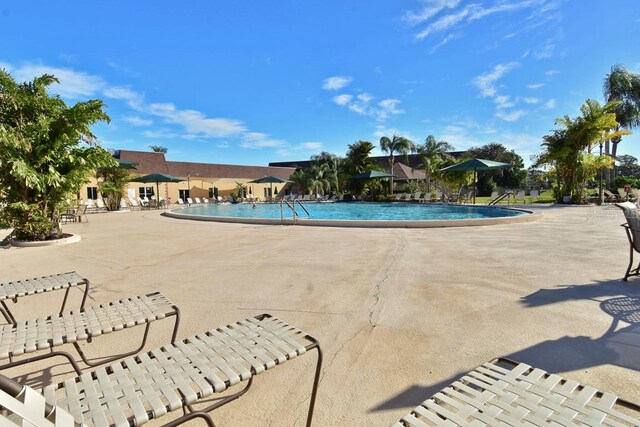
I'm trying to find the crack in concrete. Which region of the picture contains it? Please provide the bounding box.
[292,326,367,426]
[368,231,407,327]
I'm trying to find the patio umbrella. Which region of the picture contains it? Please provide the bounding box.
[439,158,513,204]
[349,170,395,180]
[247,176,290,200]
[130,173,184,209]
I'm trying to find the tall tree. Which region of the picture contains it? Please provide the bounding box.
[603,64,640,180]
[535,99,624,203]
[467,143,526,193]
[149,145,168,153]
[417,135,453,191]
[379,134,415,194]
[310,151,340,194]
[342,140,378,194]
[0,70,115,241]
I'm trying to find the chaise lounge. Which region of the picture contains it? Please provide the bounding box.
[0,313,322,427]
[0,292,180,375]
[393,357,640,426]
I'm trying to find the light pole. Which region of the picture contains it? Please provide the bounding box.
[598,142,604,205]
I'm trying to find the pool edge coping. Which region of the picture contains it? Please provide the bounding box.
[162,205,542,228]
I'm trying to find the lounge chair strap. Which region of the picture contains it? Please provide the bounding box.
[393,359,640,426]
[0,272,88,302]
[0,293,177,360]
[43,315,315,427]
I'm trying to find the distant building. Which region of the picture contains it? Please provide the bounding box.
[81,150,296,202]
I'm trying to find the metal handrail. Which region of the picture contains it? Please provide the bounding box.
[280,199,298,224]
[489,192,515,206]
[295,200,311,218]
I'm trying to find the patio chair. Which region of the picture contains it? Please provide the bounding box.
[617,187,633,201]
[177,198,184,205]
[128,197,141,210]
[615,202,640,281]
[0,314,322,427]
[0,272,90,325]
[95,199,108,212]
[515,189,526,203]
[604,189,620,203]
[119,198,129,210]
[392,357,640,427]
[0,292,180,375]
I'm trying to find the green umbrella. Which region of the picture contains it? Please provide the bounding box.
[130,173,184,209]
[349,170,395,180]
[247,176,290,200]
[439,158,513,204]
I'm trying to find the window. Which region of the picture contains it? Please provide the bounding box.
[179,189,190,202]
[86,187,98,200]
[139,187,154,198]
[208,187,218,198]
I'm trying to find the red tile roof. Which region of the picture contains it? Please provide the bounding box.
[117,150,295,180]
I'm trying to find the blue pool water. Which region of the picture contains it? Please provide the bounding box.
[175,202,524,221]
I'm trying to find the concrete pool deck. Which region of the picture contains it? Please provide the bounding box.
[1,204,639,426]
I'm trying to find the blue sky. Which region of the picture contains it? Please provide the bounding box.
[1,1,639,167]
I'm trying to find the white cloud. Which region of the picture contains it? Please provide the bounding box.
[545,69,560,75]
[123,116,152,126]
[533,40,556,59]
[216,141,230,148]
[333,91,404,122]
[496,109,525,121]
[527,83,544,89]
[322,76,353,90]
[473,62,519,97]
[404,0,460,26]
[145,102,247,138]
[240,132,286,149]
[494,95,514,109]
[141,129,199,140]
[430,33,461,53]
[545,98,556,109]
[411,0,552,41]
[297,142,323,150]
[103,86,140,101]
[523,97,540,104]
[333,94,353,106]
[9,64,106,98]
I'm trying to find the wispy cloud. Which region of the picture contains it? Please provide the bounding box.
[322,76,353,90]
[496,110,525,121]
[240,132,286,149]
[332,94,353,106]
[297,142,323,150]
[332,91,404,122]
[3,63,106,98]
[527,83,544,89]
[494,95,515,109]
[545,98,556,109]
[473,62,519,97]
[533,40,556,59]
[430,33,461,53]
[545,69,560,75]
[145,102,247,138]
[123,116,152,126]
[406,0,559,53]
[523,97,540,104]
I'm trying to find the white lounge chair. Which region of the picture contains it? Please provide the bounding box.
[187,197,194,205]
[0,292,179,374]
[0,314,322,427]
[515,190,526,203]
[393,357,640,427]
[530,189,539,202]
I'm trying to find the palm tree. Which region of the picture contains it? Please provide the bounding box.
[308,163,331,196]
[603,65,640,180]
[342,140,377,194]
[380,134,415,194]
[149,145,168,153]
[417,135,453,191]
[310,151,340,194]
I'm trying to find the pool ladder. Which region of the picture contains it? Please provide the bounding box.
[280,199,310,224]
[489,192,515,206]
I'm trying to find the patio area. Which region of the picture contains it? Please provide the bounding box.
[1,204,639,426]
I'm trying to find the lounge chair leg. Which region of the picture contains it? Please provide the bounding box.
[305,338,323,427]
[0,301,16,325]
[624,227,635,281]
[161,411,216,427]
[1,351,82,375]
[73,322,152,367]
[59,287,71,315]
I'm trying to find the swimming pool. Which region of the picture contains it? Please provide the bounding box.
[164,202,538,228]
